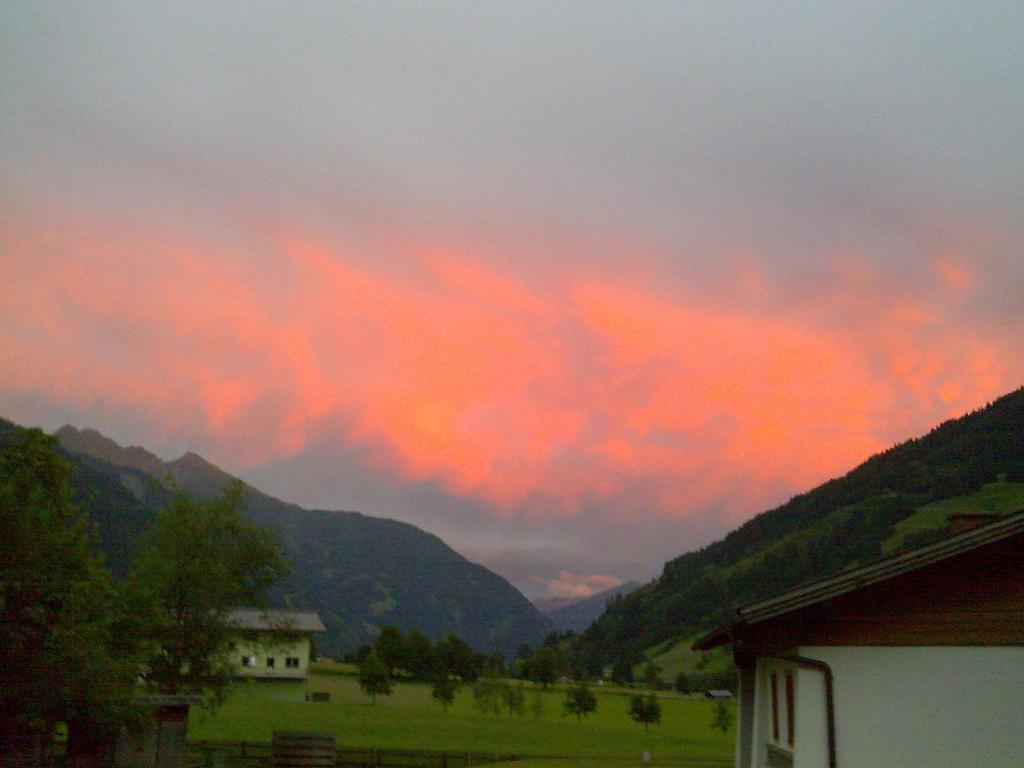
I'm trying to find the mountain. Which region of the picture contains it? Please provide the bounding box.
[7,421,552,657]
[541,581,640,633]
[576,386,1024,669]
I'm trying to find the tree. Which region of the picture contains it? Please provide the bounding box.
[529,646,560,689]
[374,625,406,676]
[404,629,436,679]
[127,483,290,702]
[628,694,661,731]
[610,655,635,686]
[431,672,459,712]
[644,660,662,689]
[504,682,526,716]
[563,680,597,722]
[359,651,393,703]
[711,701,734,733]
[348,644,373,665]
[483,651,507,678]
[0,429,138,764]
[472,676,506,715]
[435,635,479,681]
[674,671,690,695]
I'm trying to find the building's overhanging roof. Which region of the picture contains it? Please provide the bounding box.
[693,508,1024,651]
[227,609,326,633]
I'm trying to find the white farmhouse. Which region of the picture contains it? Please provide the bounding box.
[693,510,1024,768]
[227,609,325,696]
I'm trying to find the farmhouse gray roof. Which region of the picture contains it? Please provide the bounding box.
[693,508,1024,651]
[227,609,326,633]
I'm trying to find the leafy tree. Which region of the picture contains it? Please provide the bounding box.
[127,483,289,702]
[404,629,436,678]
[644,660,662,689]
[374,625,406,676]
[674,671,690,694]
[435,635,479,681]
[511,644,533,678]
[628,694,661,731]
[358,650,393,703]
[711,701,734,733]
[431,672,459,712]
[610,655,635,686]
[348,644,373,665]
[483,651,507,678]
[563,680,597,722]
[472,676,506,715]
[530,646,560,689]
[504,682,526,717]
[0,430,138,763]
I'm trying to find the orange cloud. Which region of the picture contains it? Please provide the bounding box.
[0,214,1019,523]
[537,571,623,600]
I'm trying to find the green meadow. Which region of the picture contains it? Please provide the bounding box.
[189,663,734,767]
[882,480,1024,554]
[641,636,731,681]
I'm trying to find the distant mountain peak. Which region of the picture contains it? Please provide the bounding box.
[55,424,236,499]
[171,450,221,471]
[55,424,166,477]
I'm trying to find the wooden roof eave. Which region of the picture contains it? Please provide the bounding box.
[691,509,1024,652]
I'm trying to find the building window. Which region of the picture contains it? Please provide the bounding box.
[785,670,795,747]
[266,657,276,669]
[286,657,300,668]
[241,655,256,667]
[770,671,780,742]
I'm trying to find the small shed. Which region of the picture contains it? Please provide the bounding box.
[693,510,1024,768]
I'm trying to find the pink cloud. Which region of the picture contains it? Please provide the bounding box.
[1,212,1020,525]
[537,571,623,600]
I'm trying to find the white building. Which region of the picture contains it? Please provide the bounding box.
[694,510,1024,768]
[227,609,325,683]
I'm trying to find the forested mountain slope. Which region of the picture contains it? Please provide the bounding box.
[2,420,550,656]
[576,386,1024,670]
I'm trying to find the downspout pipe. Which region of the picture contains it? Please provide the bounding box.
[762,653,836,768]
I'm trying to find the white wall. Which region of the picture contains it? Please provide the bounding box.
[789,646,1024,768]
[234,634,312,679]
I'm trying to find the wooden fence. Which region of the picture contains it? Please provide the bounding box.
[187,741,518,768]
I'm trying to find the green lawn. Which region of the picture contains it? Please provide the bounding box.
[189,665,733,766]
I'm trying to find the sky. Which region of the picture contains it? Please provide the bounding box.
[2,2,1023,600]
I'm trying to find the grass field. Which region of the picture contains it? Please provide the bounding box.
[882,480,1024,554]
[642,636,731,681]
[188,663,734,767]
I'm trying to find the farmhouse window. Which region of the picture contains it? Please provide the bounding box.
[266,656,276,669]
[286,657,300,668]
[241,655,256,667]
